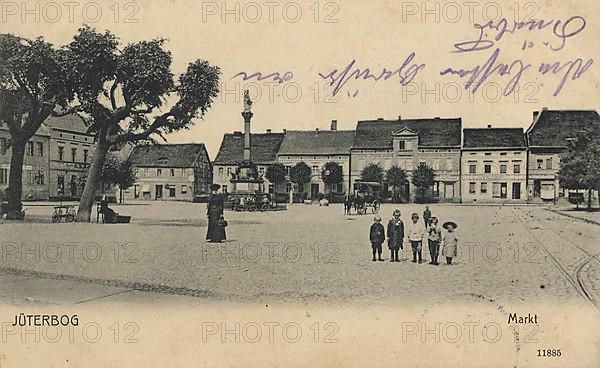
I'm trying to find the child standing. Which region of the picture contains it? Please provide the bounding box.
[370,215,385,261]
[406,213,426,263]
[387,209,404,262]
[427,217,442,265]
[442,221,458,265]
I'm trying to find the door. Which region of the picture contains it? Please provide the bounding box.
[500,183,507,199]
[57,176,65,196]
[533,180,541,197]
[444,182,455,199]
[70,175,78,197]
[512,183,521,199]
[311,183,319,200]
[155,185,163,200]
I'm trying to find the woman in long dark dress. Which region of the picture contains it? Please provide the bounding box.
[206,184,226,242]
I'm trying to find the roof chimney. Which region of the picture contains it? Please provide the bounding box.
[487,124,492,128]
[542,107,548,110]
[533,111,539,120]
[315,128,320,134]
[283,129,286,133]
[434,116,440,119]
[398,115,402,120]
[377,117,384,120]
[330,120,337,131]
[266,129,272,133]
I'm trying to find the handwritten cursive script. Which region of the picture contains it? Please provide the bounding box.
[232,71,294,84]
[318,53,425,97]
[453,16,586,53]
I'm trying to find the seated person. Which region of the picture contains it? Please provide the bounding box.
[100,198,118,223]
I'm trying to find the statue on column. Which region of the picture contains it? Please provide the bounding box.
[243,90,253,113]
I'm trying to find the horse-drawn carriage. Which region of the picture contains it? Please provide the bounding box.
[230,192,273,212]
[348,181,382,215]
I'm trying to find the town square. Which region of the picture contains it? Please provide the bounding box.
[2,1,600,367]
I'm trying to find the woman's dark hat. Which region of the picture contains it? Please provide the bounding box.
[443,221,457,230]
[210,184,221,191]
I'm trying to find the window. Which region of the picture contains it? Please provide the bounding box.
[36,170,44,185]
[169,187,176,197]
[399,140,406,150]
[299,184,304,193]
[259,167,265,176]
[170,169,175,177]
[226,167,232,177]
[514,163,520,174]
[181,185,187,194]
[83,149,89,163]
[500,164,507,174]
[484,164,492,174]
[484,152,491,156]
[157,168,162,176]
[26,142,34,156]
[0,138,6,154]
[285,183,291,192]
[268,184,274,194]
[469,182,476,194]
[469,164,476,174]
[546,158,553,169]
[492,183,501,198]
[0,168,7,184]
[500,152,507,156]
[536,159,543,169]
[71,147,77,162]
[312,165,319,174]
[222,185,228,194]
[285,166,291,175]
[144,168,149,177]
[512,182,521,199]
[181,169,186,177]
[218,167,224,177]
[481,182,488,193]
[58,146,64,161]
[36,142,43,157]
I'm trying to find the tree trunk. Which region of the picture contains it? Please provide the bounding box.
[6,140,26,220]
[588,188,592,210]
[76,139,110,222]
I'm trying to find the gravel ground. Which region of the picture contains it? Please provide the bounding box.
[2,202,597,308]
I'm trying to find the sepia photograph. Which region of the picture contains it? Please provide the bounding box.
[0,0,599,367]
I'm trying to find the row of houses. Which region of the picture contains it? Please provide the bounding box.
[1,115,213,203]
[0,114,95,200]
[213,109,600,203]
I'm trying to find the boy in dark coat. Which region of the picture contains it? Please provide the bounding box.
[369,215,385,261]
[387,209,404,262]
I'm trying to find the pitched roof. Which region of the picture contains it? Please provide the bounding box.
[463,128,526,149]
[129,144,209,168]
[44,114,91,134]
[213,132,285,165]
[527,109,600,147]
[353,118,462,149]
[278,130,354,155]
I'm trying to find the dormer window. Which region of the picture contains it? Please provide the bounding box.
[399,140,406,150]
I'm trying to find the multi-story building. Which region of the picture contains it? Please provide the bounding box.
[462,127,527,203]
[351,117,462,202]
[277,121,354,199]
[212,130,285,195]
[0,124,51,200]
[45,114,95,199]
[127,144,213,201]
[526,109,600,201]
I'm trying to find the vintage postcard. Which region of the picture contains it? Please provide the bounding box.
[0,0,599,367]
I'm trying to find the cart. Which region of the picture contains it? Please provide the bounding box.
[351,181,382,215]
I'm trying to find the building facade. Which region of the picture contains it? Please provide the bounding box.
[462,127,527,203]
[0,125,51,200]
[127,144,212,201]
[212,130,285,195]
[350,117,462,202]
[45,114,95,200]
[277,123,354,199]
[526,109,600,201]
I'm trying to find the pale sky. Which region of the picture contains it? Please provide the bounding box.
[3,0,599,158]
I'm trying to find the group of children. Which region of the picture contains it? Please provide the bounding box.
[369,207,458,265]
